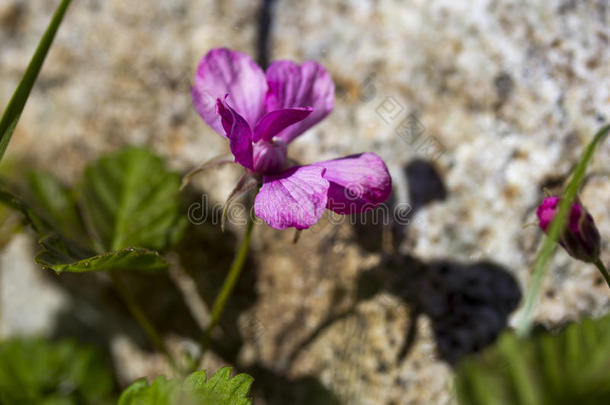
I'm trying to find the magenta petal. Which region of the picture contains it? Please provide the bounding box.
[252,107,313,142]
[536,196,559,232]
[254,165,329,230]
[536,196,601,262]
[313,153,392,214]
[536,196,585,233]
[568,202,584,234]
[193,48,267,134]
[217,99,253,170]
[265,60,334,143]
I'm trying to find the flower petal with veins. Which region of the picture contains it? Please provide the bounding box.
[313,153,391,214]
[253,107,313,143]
[265,60,334,143]
[193,48,267,134]
[254,165,329,229]
[217,99,254,170]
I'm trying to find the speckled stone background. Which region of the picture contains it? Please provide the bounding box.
[1,0,609,404]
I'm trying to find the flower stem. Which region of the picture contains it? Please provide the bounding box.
[196,210,255,365]
[594,258,610,289]
[110,272,179,373]
[0,0,72,163]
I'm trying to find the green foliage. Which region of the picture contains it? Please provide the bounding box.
[0,337,115,405]
[456,314,610,405]
[36,243,168,273]
[0,158,27,248]
[0,148,185,273]
[79,147,185,252]
[118,367,254,405]
[0,0,73,162]
[118,377,181,405]
[25,171,87,243]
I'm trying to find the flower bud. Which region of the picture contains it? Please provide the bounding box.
[536,196,601,263]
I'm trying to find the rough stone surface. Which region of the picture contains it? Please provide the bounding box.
[1,0,610,404]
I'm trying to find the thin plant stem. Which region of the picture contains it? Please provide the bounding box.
[0,0,72,162]
[196,209,255,365]
[110,272,179,373]
[594,258,610,289]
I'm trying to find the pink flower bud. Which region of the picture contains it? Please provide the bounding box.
[536,196,601,263]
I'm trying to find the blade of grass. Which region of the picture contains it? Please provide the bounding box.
[0,0,72,162]
[517,124,610,336]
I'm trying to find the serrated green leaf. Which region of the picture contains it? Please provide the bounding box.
[456,314,610,405]
[78,147,185,252]
[118,367,253,405]
[0,338,115,405]
[36,243,168,273]
[183,370,207,391]
[118,377,182,405]
[24,171,88,244]
[0,188,57,238]
[0,187,166,273]
[0,0,72,163]
[117,379,149,404]
[195,367,253,405]
[0,148,185,273]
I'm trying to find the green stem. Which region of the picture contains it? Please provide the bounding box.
[517,124,610,336]
[110,272,179,373]
[0,0,72,163]
[197,210,255,365]
[594,259,610,289]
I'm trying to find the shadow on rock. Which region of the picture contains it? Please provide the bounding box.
[277,254,520,388]
[357,256,522,365]
[351,190,404,253]
[416,260,521,364]
[404,159,447,213]
[351,159,447,254]
[246,364,340,405]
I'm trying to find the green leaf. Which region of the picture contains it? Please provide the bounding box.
[0,188,50,235]
[118,377,181,405]
[0,0,73,163]
[0,159,28,248]
[78,147,185,252]
[456,314,610,405]
[0,186,166,273]
[24,171,88,244]
[0,337,115,405]
[36,242,168,273]
[118,367,254,405]
[0,148,185,273]
[187,367,254,405]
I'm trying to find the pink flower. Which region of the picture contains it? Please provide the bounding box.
[536,196,601,262]
[192,48,392,230]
